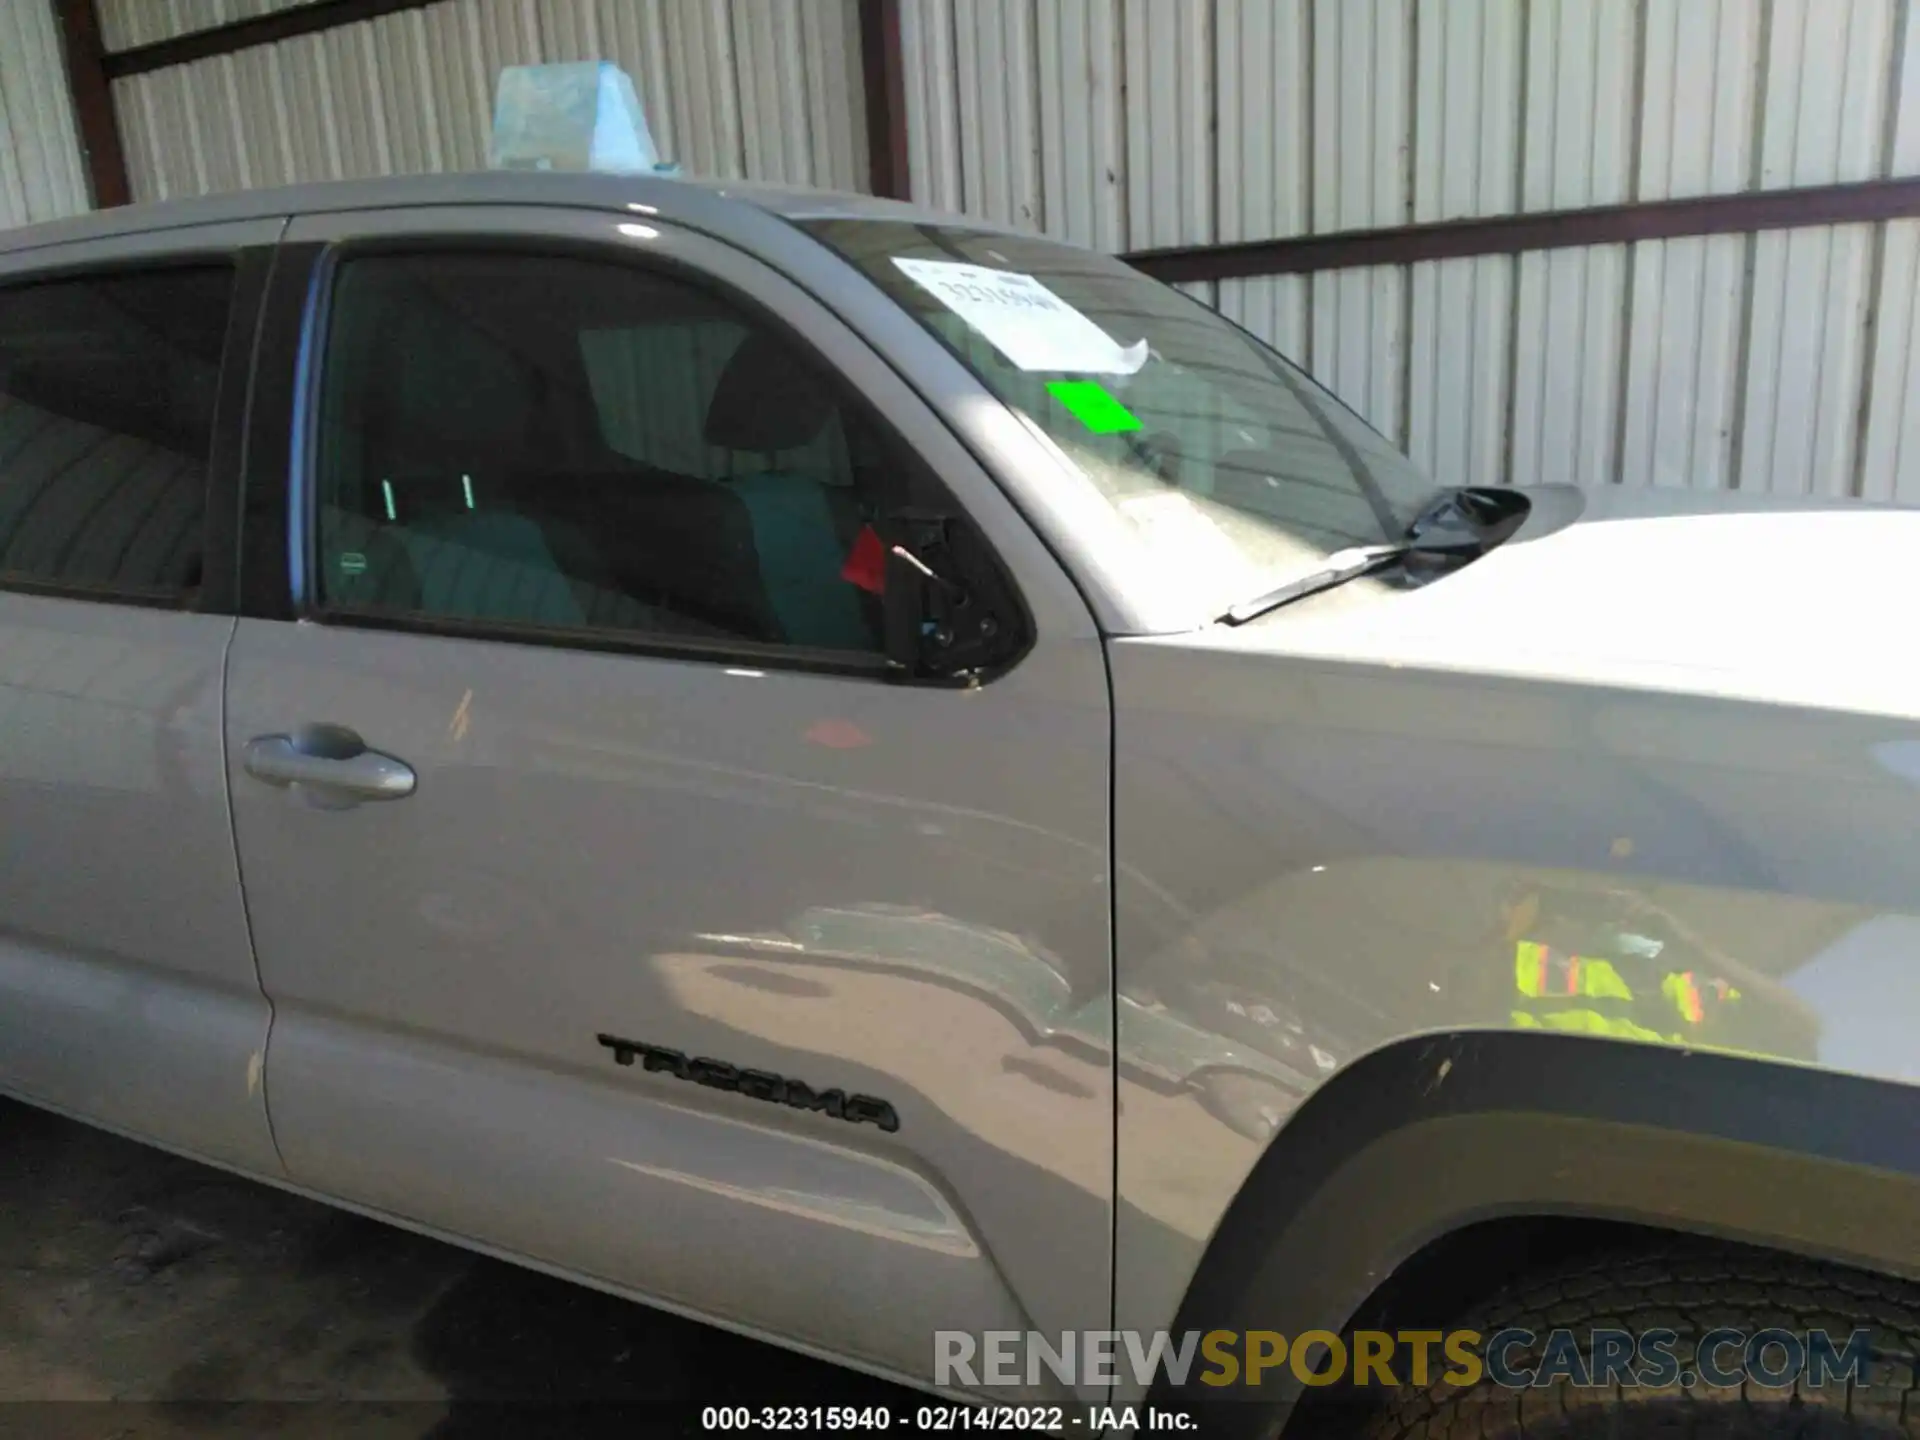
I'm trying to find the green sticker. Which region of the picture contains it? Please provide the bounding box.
[1047,379,1141,435]
[338,552,367,576]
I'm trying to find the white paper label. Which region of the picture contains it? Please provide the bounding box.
[892,257,1149,374]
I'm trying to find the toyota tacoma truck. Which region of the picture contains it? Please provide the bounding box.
[0,169,1916,1438]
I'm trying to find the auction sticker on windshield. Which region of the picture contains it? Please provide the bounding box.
[892,257,1149,374]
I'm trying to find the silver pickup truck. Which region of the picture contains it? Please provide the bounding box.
[1,171,1916,1439]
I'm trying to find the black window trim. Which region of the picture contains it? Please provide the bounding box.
[260,228,1030,685]
[0,249,267,613]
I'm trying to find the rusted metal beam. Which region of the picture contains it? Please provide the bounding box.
[101,0,444,79]
[52,0,130,208]
[1125,177,1920,283]
[857,0,910,201]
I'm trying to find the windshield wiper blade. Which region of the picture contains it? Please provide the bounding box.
[1220,488,1516,626]
[1219,543,1414,625]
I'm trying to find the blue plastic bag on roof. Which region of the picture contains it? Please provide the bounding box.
[488,61,677,175]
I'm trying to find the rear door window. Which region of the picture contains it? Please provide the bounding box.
[312,250,904,658]
[0,266,232,601]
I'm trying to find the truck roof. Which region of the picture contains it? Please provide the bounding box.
[0,169,999,260]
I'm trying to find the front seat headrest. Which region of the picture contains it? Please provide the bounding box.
[704,330,836,452]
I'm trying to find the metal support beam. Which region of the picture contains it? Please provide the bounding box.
[102,0,444,79]
[858,0,909,201]
[1125,178,1920,283]
[52,0,130,208]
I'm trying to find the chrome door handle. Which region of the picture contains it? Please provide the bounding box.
[244,727,416,804]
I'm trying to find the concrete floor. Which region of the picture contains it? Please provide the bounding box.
[0,1096,918,1438]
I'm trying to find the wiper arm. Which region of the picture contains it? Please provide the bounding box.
[1219,488,1515,626]
[1219,543,1415,625]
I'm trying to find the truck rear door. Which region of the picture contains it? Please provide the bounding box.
[0,221,283,1175]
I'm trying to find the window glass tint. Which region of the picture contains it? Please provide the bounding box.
[314,252,893,656]
[0,266,231,598]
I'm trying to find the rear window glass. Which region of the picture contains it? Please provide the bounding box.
[0,266,231,600]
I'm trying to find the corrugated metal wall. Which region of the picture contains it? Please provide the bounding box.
[0,0,91,230]
[9,0,1919,497]
[103,0,868,202]
[901,0,1920,499]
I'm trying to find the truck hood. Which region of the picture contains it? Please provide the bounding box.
[1222,484,1920,717]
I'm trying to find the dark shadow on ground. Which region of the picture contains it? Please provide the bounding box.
[411,1256,922,1438]
[0,1098,918,1438]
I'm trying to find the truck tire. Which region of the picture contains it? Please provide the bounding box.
[1363,1241,1920,1438]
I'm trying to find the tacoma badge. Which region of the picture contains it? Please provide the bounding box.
[597,1034,901,1133]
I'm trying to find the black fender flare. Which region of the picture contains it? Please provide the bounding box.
[1153,1029,1920,1415]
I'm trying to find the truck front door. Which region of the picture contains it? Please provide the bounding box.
[226,206,1114,1390]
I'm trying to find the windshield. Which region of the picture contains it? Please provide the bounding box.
[798,218,1445,620]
